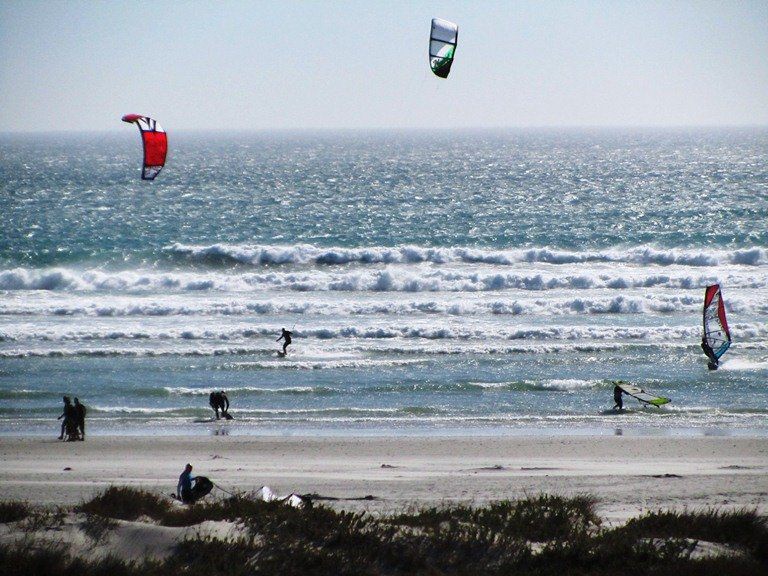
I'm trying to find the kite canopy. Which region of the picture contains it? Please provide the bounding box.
[429,18,458,78]
[121,114,167,180]
[702,284,731,361]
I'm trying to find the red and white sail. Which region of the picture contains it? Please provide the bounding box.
[702,284,731,361]
[121,114,167,180]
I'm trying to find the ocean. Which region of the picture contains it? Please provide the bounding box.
[1,128,767,436]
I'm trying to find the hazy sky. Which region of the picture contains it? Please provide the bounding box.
[1,1,766,131]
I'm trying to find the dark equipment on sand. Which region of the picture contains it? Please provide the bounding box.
[173,476,214,504]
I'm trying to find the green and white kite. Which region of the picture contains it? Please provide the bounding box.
[429,18,458,78]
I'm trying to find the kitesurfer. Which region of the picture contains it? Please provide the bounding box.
[700,338,719,370]
[612,385,625,411]
[74,397,86,441]
[177,463,194,504]
[277,327,293,356]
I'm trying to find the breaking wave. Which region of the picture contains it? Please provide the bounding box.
[165,243,768,268]
[2,266,767,294]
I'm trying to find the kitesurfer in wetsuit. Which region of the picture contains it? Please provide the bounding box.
[700,337,719,370]
[277,328,293,355]
[177,463,194,503]
[613,385,625,411]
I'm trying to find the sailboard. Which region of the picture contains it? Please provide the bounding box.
[121,114,168,180]
[429,18,458,78]
[616,383,670,407]
[701,284,731,366]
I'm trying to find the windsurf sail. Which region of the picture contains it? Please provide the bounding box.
[702,284,731,362]
[429,18,458,78]
[121,114,167,180]
[616,382,671,407]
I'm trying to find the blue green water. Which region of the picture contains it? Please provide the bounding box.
[1,129,767,435]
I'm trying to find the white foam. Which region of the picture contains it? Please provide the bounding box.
[536,379,603,391]
[165,243,768,268]
[719,358,768,371]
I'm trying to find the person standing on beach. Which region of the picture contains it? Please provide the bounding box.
[57,396,76,440]
[74,398,86,441]
[277,327,293,355]
[177,463,194,503]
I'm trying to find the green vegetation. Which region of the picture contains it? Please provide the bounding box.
[1,488,766,575]
[77,486,171,521]
[0,501,30,523]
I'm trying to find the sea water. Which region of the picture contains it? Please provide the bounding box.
[1,129,767,436]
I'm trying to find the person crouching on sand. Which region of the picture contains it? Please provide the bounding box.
[177,463,194,503]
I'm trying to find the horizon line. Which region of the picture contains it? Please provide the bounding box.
[2,124,768,136]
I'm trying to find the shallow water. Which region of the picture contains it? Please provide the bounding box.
[1,129,767,436]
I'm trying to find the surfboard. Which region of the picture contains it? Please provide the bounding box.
[276,351,286,358]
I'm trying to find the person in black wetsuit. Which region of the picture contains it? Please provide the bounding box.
[209,391,221,419]
[613,385,625,411]
[701,337,719,370]
[57,396,77,440]
[219,391,230,418]
[74,397,86,441]
[277,328,293,355]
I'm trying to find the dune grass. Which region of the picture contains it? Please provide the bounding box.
[2,488,766,575]
[616,508,768,561]
[0,501,30,523]
[77,486,171,521]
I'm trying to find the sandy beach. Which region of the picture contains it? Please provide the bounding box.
[1,435,766,522]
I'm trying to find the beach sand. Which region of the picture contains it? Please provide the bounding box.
[1,435,766,523]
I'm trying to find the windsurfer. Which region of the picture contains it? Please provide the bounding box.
[700,338,719,370]
[612,385,625,411]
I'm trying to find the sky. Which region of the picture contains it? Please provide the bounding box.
[1,0,767,132]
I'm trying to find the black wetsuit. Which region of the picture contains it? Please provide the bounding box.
[58,399,77,440]
[209,392,219,419]
[210,392,227,419]
[701,339,719,370]
[613,386,624,410]
[74,400,86,440]
[277,329,293,355]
